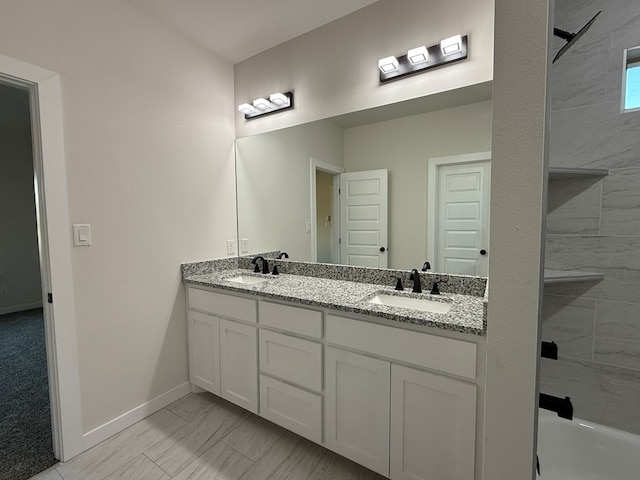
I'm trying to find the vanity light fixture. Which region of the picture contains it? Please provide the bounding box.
[379,34,468,83]
[440,35,463,56]
[238,103,255,115]
[407,45,429,65]
[378,56,399,73]
[238,91,294,120]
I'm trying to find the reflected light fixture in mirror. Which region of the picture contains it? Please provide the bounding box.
[378,34,468,83]
[238,91,294,120]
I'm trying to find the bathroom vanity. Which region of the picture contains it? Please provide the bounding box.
[182,261,487,480]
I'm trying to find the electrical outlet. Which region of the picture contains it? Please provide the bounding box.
[226,239,237,255]
[240,238,249,254]
[306,221,311,233]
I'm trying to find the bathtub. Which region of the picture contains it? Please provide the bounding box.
[537,409,640,479]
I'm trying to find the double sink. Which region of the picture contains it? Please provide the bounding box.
[223,273,451,315]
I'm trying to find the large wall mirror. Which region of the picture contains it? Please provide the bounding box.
[236,83,493,275]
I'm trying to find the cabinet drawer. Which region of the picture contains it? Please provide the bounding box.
[188,287,256,323]
[259,330,322,391]
[259,301,322,338]
[326,315,476,380]
[259,375,322,444]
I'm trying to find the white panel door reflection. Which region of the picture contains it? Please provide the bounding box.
[340,169,388,268]
[436,162,490,276]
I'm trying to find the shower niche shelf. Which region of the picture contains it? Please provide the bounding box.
[548,167,609,179]
[544,269,604,284]
[544,167,608,285]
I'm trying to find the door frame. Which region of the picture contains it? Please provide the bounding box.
[427,151,491,273]
[310,158,343,263]
[0,54,84,461]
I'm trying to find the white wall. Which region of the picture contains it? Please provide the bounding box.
[344,100,492,270]
[0,83,42,314]
[234,0,494,138]
[0,0,236,433]
[236,120,344,260]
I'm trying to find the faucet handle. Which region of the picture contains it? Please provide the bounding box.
[392,276,404,291]
[272,265,280,275]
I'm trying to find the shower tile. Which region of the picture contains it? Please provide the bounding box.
[546,177,602,234]
[594,300,640,370]
[541,294,595,361]
[601,168,640,235]
[550,32,609,110]
[548,100,640,170]
[539,357,640,435]
[545,234,640,304]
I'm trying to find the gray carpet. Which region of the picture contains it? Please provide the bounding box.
[0,308,57,480]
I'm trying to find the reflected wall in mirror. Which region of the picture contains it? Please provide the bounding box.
[236,94,493,274]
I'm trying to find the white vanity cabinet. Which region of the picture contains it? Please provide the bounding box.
[187,310,220,394]
[325,346,391,475]
[186,285,481,480]
[257,301,323,443]
[187,287,258,413]
[324,314,478,480]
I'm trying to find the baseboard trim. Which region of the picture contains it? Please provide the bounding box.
[83,382,191,450]
[0,301,44,316]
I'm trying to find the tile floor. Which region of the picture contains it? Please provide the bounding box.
[29,392,386,480]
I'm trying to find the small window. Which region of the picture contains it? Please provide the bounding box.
[623,46,640,112]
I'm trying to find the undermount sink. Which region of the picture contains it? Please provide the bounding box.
[368,293,451,314]
[224,275,271,285]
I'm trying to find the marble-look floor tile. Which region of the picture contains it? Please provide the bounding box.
[547,177,602,235]
[594,300,640,370]
[541,294,595,360]
[545,234,640,303]
[102,455,169,480]
[601,168,640,235]
[306,449,379,480]
[539,357,640,435]
[171,442,253,480]
[28,466,63,480]
[220,414,286,461]
[548,100,640,170]
[57,409,186,480]
[165,392,220,423]
[239,430,328,480]
[145,396,249,476]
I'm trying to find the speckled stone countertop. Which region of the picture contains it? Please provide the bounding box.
[183,268,487,336]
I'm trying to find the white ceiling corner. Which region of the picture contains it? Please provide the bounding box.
[126,0,380,64]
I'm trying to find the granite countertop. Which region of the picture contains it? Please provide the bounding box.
[184,269,487,335]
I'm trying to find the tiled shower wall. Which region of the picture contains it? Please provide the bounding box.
[540,0,640,434]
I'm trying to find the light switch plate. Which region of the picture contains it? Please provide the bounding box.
[72,224,92,246]
[240,238,249,254]
[226,239,237,255]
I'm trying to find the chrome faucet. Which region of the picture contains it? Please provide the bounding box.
[251,256,269,274]
[409,269,422,293]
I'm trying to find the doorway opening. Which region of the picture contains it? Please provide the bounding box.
[310,158,342,264]
[1,54,84,463]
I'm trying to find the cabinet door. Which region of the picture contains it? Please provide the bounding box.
[325,347,390,476]
[188,311,220,394]
[390,364,476,480]
[219,319,258,413]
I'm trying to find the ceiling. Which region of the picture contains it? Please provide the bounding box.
[126,0,380,64]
